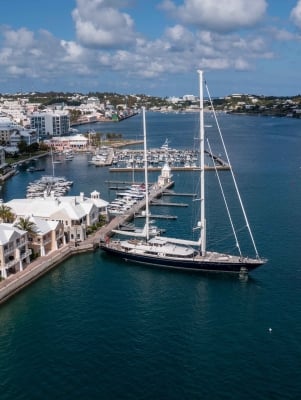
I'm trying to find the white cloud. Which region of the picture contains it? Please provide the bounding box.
[291,0,301,29]
[0,48,13,65]
[4,28,35,48]
[198,58,230,70]
[160,0,267,32]
[72,0,137,48]
[234,58,251,70]
[61,40,84,61]
[0,1,297,94]
[266,27,296,42]
[0,21,274,90]
[165,24,194,50]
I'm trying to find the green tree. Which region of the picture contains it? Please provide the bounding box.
[17,140,28,154]
[39,142,50,151]
[27,142,39,153]
[0,205,15,223]
[15,217,37,234]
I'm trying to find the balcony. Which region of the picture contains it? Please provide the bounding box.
[4,258,19,269]
[20,249,32,259]
[41,237,52,245]
[4,249,14,256]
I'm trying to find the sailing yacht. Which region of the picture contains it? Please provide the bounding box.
[100,71,267,274]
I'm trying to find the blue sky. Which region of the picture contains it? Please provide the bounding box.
[1,0,301,97]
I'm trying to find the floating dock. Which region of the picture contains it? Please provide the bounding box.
[96,181,175,241]
[150,200,188,207]
[134,214,177,220]
[109,165,229,172]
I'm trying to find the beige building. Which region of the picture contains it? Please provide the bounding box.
[5,191,108,245]
[0,223,31,279]
[24,216,65,257]
[50,134,89,151]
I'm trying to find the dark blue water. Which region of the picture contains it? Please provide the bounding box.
[1,112,301,400]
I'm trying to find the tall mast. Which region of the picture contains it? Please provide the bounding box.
[198,70,206,254]
[142,107,149,241]
[51,145,55,178]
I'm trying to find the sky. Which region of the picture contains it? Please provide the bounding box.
[0,0,301,97]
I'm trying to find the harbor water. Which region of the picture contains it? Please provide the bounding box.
[0,112,301,399]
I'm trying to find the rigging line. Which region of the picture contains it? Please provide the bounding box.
[206,137,242,257]
[205,81,261,259]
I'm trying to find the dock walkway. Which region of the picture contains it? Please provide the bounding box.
[93,181,174,242]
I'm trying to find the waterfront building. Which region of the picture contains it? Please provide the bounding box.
[89,190,108,214]
[0,223,31,279]
[0,117,18,144]
[57,191,108,218]
[9,128,38,147]
[24,216,65,257]
[50,134,89,152]
[5,190,108,245]
[30,111,70,138]
[0,116,38,147]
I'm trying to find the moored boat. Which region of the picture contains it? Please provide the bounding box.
[100,71,267,274]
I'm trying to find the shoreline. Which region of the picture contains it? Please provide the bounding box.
[0,236,98,305]
[0,180,173,305]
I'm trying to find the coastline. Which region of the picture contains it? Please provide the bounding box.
[0,235,97,305]
[0,179,172,305]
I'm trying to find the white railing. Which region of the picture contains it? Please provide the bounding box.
[20,249,32,259]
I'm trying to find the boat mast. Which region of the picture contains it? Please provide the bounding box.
[198,70,206,255]
[51,145,55,178]
[142,107,150,241]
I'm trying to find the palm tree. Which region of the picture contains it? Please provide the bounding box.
[0,204,15,223]
[14,217,37,234]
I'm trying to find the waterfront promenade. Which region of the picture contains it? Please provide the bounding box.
[0,180,173,305]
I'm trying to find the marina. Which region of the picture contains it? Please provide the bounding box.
[0,109,300,400]
[85,141,230,171]
[100,74,266,274]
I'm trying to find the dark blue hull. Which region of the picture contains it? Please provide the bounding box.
[100,244,264,274]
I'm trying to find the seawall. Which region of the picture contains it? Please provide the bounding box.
[0,242,95,306]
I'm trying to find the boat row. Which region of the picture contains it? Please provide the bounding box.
[111,147,199,169]
[107,184,146,216]
[50,150,75,163]
[88,147,114,166]
[26,175,73,199]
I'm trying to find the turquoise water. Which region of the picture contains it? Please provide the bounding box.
[1,112,301,399]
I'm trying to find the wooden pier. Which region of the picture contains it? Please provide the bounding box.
[150,200,188,207]
[95,181,175,242]
[162,191,196,197]
[134,214,177,220]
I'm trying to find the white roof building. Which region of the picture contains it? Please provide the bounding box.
[50,134,89,151]
[5,190,108,244]
[0,223,31,279]
[22,216,65,257]
[10,128,38,146]
[0,116,38,147]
